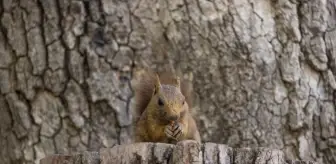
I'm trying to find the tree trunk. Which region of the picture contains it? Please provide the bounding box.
[40,141,318,164]
[0,0,335,164]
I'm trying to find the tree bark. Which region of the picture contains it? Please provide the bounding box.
[0,0,335,164]
[40,141,318,164]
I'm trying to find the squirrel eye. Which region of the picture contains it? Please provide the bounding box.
[158,98,164,106]
[182,100,185,105]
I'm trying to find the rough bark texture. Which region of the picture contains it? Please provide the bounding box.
[0,0,335,164]
[40,140,317,164]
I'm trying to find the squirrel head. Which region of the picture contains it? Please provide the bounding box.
[149,74,187,124]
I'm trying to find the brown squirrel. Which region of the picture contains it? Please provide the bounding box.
[132,70,201,144]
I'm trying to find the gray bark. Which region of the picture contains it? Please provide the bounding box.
[0,0,335,164]
[40,140,317,164]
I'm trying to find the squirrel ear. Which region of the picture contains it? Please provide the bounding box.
[153,74,161,95]
[175,76,181,89]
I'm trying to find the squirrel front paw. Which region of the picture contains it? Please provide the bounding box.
[165,122,183,141]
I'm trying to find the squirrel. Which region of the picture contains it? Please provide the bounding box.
[131,69,201,144]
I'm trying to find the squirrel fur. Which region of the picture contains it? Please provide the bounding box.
[132,69,201,144]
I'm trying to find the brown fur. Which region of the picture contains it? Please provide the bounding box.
[132,69,201,144]
[133,69,193,122]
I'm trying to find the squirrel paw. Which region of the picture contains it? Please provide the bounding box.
[165,122,183,141]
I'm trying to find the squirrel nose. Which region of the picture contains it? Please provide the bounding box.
[167,115,178,121]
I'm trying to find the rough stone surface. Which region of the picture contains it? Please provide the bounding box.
[0,0,335,164]
[41,141,317,164]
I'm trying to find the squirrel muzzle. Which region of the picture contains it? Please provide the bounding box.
[163,107,180,122]
[166,114,179,121]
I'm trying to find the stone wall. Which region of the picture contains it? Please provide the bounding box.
[0,0,336,164]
